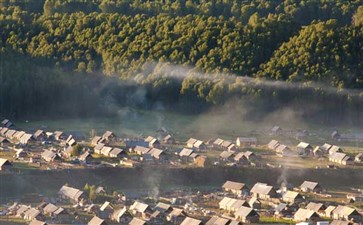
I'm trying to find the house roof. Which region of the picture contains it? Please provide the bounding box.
[41,150,58,160]
[145,136,156,142]
[186,138,198,145]
[297,142,312,149]
[0,158,11,167]
[330,220,352,225]
[43,203,58,214]
[234,152,247,161]
[154,202,171,213]
[329,145,343,154]
[294,208,318,220]
[268,140,280,149]
[100,201,112,211]
[274,203,288,212]
[235,206,256,218]
[213,138,224,146]
[24,208,40,219]
[101,146,113,155]
[169,207,184,217]
[330,152,351,161]
[102,131,114,139]
[79,152,92,161]
[91,136,102,145]
[94,143,105,151]
[33,130,45,138]
[222,181,246,191]
[221,140,232,148]
[180,217,202,225]
[194,140,204,148]
[206,216,230,225]
[88,216,105,225]
[179,148,194,157]
[325,206,337,215]
[20,133,33,144]
[130,201,149,213]
[112,207,127,220]
[332,205,357,217]
[250,183,274,195]
[306,202,325,212]
[129,217,146,225]
[58,185,84,200]
[29,220,47,225]
[134,146,150,154]
[283,191,301,199]
[300,181,319,190]
[220,151,234,159]
[110,148,124,156]
[321,143,332,151]
[149,148,164,158]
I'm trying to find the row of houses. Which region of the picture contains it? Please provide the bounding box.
[94,143,126,158]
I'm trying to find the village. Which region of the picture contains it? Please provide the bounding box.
[0,118,362,225]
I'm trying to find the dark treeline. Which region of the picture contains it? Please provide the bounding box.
[1,0,363,123]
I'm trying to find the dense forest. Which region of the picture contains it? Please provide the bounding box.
[0,0,363,122]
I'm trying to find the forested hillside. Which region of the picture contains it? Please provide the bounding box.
[0,0,363,120]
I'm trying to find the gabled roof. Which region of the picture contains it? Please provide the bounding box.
[0,158,12,167]
[222,181,246,191]
[329,145,343,154]
[88,216,105,225]
[33,130,45,138]
[220,151,234,159]
[294,208,318,220]
[29,220,47,225]
[169,207,184,217]
[112,207,127,221]
[332,205,358,217]
[129,217,146,225]
[58,185,84,200]
[250,183,274,195]
[24,208,40,219]
[102,131,115,139]
[41,150,58,160]
[330,220,351,225]
[330,152,351,161]
[149,148,164,158]
[194,140,204,148]
[134,146,151,154]
[100,146,113,155]
[154,202,171,213]
[94,143,105,151]
[145,136,156,142]
[221,140,233,148]
[283,191,301,199]
[79,152,92,161]
[179,148,194,157]
[91,136,102,145]
[100,201,112,211]
[213,138,224,146]
[206,216,230,225]
[268,140,280,149]
[180,217,202,225]
[186,138,198,145]
[300,181,319,190]
[297,142,312,149]
[20,133,33,144]
[43,203,58,214]
[321,143,332,151]
[110,148,124,156]
[306,202,325,212]
[325,206,337,215]
[235,206,257,217]
[130,201,149,213]
[234,152,247,161]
